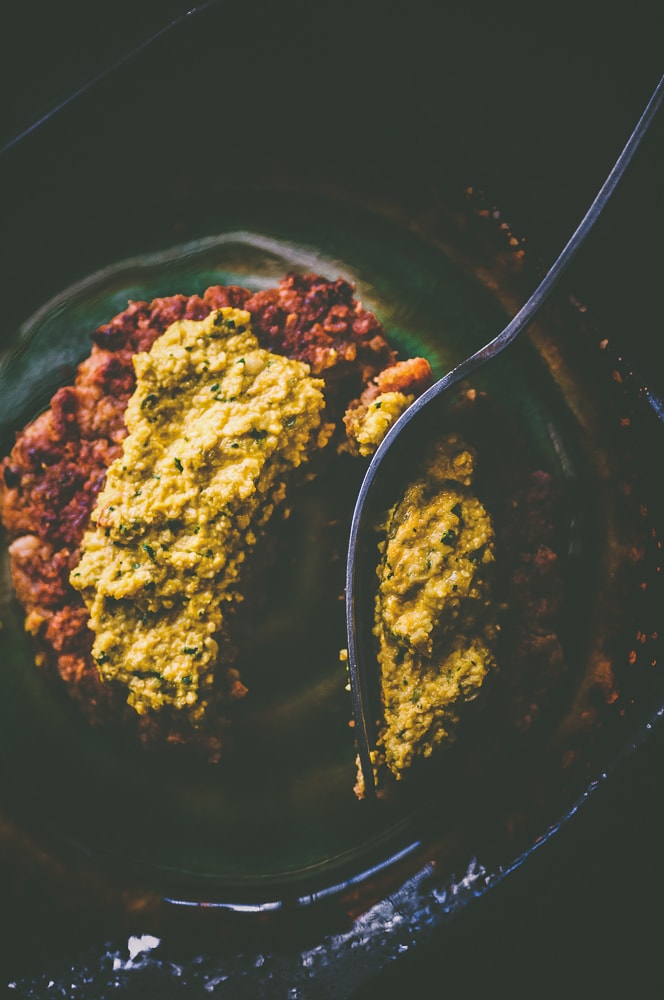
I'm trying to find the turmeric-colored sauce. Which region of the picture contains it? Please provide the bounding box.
[71,308,331,720]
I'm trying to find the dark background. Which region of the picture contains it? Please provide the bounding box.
[1,2,663,996]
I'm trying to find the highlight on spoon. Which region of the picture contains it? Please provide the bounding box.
[346,73,664,797]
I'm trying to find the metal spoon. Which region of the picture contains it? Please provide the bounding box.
[346,73,664,797]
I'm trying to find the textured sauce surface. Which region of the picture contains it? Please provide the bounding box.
[367,433,497,790]
[71,308,330,718]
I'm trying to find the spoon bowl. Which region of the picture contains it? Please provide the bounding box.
[346,74,664,795]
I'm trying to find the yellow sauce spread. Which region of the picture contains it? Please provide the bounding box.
[71,308,331,719]
[368,433,497,789]
[343,391,414,457]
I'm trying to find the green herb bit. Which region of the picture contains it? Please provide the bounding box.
[174,457,184,472]
[142,542,156,560]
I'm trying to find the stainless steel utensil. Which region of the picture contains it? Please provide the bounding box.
[346,73,664,796]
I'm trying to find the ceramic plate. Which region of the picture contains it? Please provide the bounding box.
[1,187,663,994]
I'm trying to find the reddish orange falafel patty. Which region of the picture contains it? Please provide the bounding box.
[0,273,433,757]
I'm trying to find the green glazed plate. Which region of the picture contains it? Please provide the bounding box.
[0,191,661,925]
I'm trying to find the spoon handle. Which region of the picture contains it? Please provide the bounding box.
[347,72,664,797]
[398,72,664,429]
